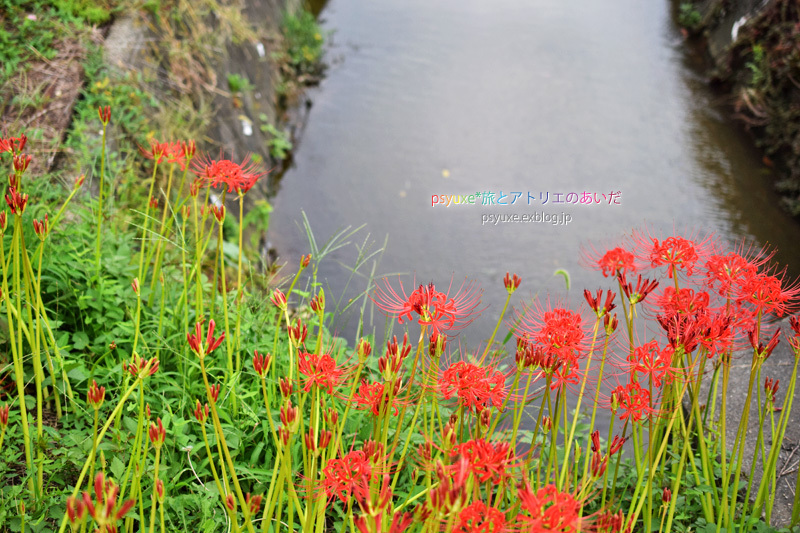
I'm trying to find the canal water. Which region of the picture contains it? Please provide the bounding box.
[267,0,800,357]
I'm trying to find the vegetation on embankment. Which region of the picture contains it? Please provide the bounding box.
[677,0,800,216]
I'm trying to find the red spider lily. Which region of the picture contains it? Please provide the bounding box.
[209,383,221,403]
[738,270,800,317]
[438,360,507,413]
[596,509,625,533]
[0,134,27,154]
[504,272,521,294]
[124,354,159,379]
[155,479,165,502]
[224,493,236,513]
[765,377,780,402]
[149,417,166,448]
[13,153,31,173]
[591,450,607,477]
[66,494,87,527]
[139,139,168,164]
[0,404,8,427]
[355,511,413,533]
[82,472,135,531]
[193,400,209,423]
[584,289,616,317]
[611,381,651,422]
[657,313,702,354]
[656,287,710,318]
[253,350,271,377]
[87,380,105,410]
[97,105,111,125]
[356,338,372,362]
[192,153,266,194]
[210,204,224,222]
[628,341,678,388]
[704,250,764,297]
[288,318,307,346]
[271,289,287,310]
[32,214,49,239]
[618,273,659,305]
[790,316,800,336]
[279,377,293,398]
[749,328,781,360]
[321,450,373,504]
[378,334,412,380]
[353,380,400,416]
[5,187,28,215]
[645,234,710,279]
[372,277,484,335]
[518,482,583,532]
[516,302,588,363]
[297,351,344,394]
[662,487,672,504]
[583,245,637,278]
[186,319,225,357]
[609,435,626,455]
[454,500,506,532]
[450,438,517,485]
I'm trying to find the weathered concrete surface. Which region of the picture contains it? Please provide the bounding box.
[703,317,800,529]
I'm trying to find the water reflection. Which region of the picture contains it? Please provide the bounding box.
[266,0,800,352]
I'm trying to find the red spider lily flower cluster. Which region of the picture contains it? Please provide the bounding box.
[439,360,507,413]
[13,153,31,173]
[321,449,374,504]
[81,472,135,532]
[611,381,651,422]
[192,153,266,193]
[5,187,28,215]
[628,341,679,388]
[584,289,616,317]
[187,319,225,357]
[139,139,193,170]
[353,379,401,416]
[518,482,584,532]
[0,133,27,154]
[591,246,637,278]
[123,354,159,379]
[450,438,517,484]
[288,317,308,346]
[517,304,587,363]
[252,350,271,377]
[149,417,166,448]
[352,474,413,533]
[372,277,484,335]
[618,273,659,305]
[454,500,506,532]
[87,380,105,410]
[297,351,344,394]
[645,234,710,279]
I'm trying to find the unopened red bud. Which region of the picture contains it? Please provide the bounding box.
[211,204,225,222]
[13,154,31,173]
[75,174,86,188]
[97,105,111,125]
[319,429,332,449]
[0,404,9,427]
[253,350,271,377]
[209,384,220,403]
[156,479,165,502]
[503,272,521,294]
[300,254,311,268]
[662,487,671,503]
[131,278,140,295]
[271,289,287,310]
[542,416,552,431]
[194,400,209,423]
[225,493,236,513]
[149,417,166,448]
[149,196,159,209]
[279,377,293,398]
[246,493,262,515]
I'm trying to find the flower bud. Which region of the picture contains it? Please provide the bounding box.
[357,338,372,363]
[271,289,287,310]
[503,272,521,294]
